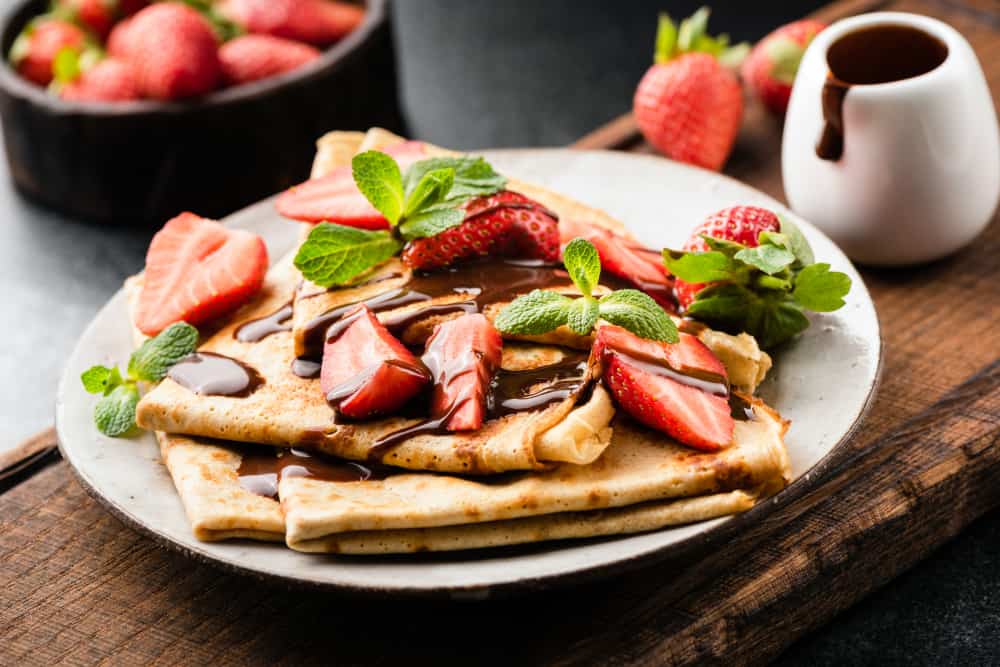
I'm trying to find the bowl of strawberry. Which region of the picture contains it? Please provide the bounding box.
[0,0,403,225]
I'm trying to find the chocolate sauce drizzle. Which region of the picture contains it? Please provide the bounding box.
[167,352,263,397]
[234,302,293,343]
[236,446,391,499]
[301,258,573,358]
[817,24,948,161]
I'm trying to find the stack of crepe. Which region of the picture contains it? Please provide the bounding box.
[132,128,790,554]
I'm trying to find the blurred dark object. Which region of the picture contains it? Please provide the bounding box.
[0,0,404,226]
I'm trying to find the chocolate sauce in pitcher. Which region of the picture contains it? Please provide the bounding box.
[816,24,948,161]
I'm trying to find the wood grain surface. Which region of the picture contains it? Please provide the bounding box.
[3,0,999,665]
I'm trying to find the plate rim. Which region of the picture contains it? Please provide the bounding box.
[55,148,882,598]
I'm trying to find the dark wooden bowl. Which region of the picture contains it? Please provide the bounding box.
[0,0,405,226]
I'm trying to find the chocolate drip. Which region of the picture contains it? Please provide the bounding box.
[817,24,948,161]
[488,352,590,418]
[383,300,479,336]
[298,271,404,300]
[290,357,321,379]
[236,446,392,499]
[167,352,263,397]
[234,301,293,343]
[301,258,573,358]
[606,348,729,397]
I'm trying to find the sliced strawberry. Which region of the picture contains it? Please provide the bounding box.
[135,212,268,336]
[481,191,560,262]
[275,141,426,227]
[401,202,515,270]
[594,324,733,451]
[321,305,429,419]
[422,314,503,431]
[560,218,675,309]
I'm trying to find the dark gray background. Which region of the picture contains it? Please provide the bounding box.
[1,0,996,663]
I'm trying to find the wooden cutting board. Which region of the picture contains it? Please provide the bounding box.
[2,0,999,664]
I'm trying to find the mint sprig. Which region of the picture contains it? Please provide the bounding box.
[663,217,852,349]
[81,322,199,437]
[495,238,678,343]
[295,152,507,287]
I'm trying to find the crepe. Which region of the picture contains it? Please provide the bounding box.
[135,254,617,473]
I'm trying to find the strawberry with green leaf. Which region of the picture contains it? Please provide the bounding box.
[664,206,852,349]
[9,16,87,86]
[495,238,678,343]
[743,19,826,117]
[82,322,199,437]
[633,7,749,171]
[293,150,559,287]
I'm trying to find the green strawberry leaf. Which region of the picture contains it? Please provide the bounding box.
[398,206,465,242]
[127,322,199,382]
[403,167,454,218]
[402,156,506,202]
[718,42,751,68]
[733,244,796,275]
[755,301,811,349]
[793,263,852,312]
[295,222,403,288]
[562,238,601,297]
[662,249,738,283]
[598,289,678,343]
[653,13,677,64]
[684,283,755,327]
[352,151,405,226]
[766,36,807,83]
[778,216,816,266]
[567,297,600,336]
[677,6,710,52]
[81,365,122,395]
[494,290,573,336]
[94,383,140,437]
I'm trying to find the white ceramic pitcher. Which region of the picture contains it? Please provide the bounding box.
[782,12,999,266]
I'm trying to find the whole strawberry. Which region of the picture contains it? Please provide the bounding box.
[115,3,221,100]
[56,0,115,39]
[743,19,826,116]
[219,34,321,85]
[9,17,86,86]
[60,57,140,102]
[219,0,364,46]
[664,205,852,349]
[633,9,748,171]
[673,206,780,309]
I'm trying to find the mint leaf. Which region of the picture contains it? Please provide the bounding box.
[94,383,140,437]
[403,167,454,218]
[562,238,601,297]
[567,297,599,335]
[793,263,852,312]
[128,322,199,382]
[494,290,572,335]
[700,235,746,256]
[733,244,796,275]
[598,289,678,343]
[295,222,403,288]
[398,206,465,241]
[403,157,506,202]
[81,366,122,395]
[778,216,815,266]
[352,151,404,226]
[662,250,737,283]
[755,301,811,349]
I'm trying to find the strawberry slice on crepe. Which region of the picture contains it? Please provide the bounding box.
[594,324,733,451]
[560,218,674,309]
[135,212,268,336]
[276,141,427,228]
[321,305,430,419]
[422,314,503,431]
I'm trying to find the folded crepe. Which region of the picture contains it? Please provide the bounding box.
[135,126,791,551]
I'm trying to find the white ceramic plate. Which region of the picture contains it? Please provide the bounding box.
[55,149,881,597]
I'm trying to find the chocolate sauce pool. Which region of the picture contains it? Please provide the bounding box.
[817,24,948,161]
[236,446,391,499]
[167,352,263,397]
